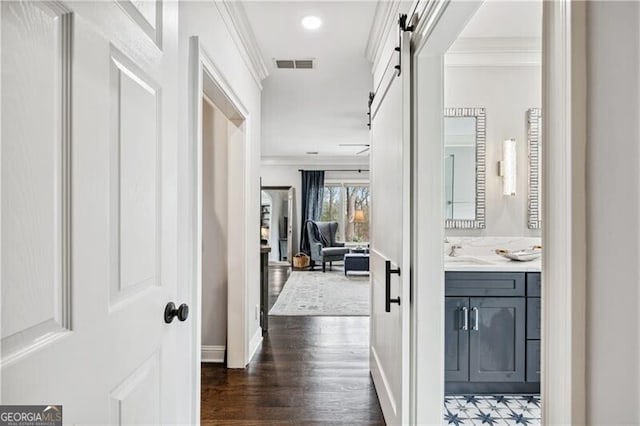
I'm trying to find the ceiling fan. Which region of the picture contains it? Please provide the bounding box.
[339,143,370,155]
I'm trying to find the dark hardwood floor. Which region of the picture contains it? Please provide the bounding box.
[201,264,385,425]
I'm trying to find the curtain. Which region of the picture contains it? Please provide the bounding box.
[300,170,325,254]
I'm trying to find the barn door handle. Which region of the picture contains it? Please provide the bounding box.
[164,302,189,323]
[385,260,401,312]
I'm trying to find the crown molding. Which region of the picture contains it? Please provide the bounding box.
[261,155,370,168]
[215,1,269,90]
[445,37,542,67]
[365,0,401,66]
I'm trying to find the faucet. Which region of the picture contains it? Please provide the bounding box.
[449,244,462,257]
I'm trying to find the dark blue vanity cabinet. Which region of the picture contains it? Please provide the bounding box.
[526,273,541,383]
[445,271,541,394]
[445,297,470,381]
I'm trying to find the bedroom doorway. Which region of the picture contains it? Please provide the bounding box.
[190,37,252,423]
[261,186,295,266]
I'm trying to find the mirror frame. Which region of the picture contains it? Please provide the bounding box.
[444,107,486,229]
[527,108,542,229]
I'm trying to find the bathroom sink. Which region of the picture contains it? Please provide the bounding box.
[445,256,495,265]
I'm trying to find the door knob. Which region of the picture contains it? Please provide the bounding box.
[164,302,189,323]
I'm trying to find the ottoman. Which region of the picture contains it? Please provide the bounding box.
[344,253,370,276]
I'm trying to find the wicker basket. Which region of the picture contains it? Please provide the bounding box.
[293,253,310,269]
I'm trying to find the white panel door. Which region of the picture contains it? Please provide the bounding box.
[1,1,186,423]
[369,29,412,425]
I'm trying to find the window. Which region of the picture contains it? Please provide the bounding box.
[345,185,370,243]
[321,185,342,222]
[320,182,370,243]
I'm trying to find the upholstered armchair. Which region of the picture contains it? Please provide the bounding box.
[306,221,349,272]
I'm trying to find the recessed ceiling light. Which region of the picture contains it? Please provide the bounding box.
[301,15,322,30]
[306,151,319,155]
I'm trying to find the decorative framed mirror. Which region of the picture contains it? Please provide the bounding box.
[527,108,542,229]
[444,107,486,229]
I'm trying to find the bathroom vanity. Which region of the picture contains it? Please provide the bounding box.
[445,258,541,394]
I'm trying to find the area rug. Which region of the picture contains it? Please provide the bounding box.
[269,271,370,316]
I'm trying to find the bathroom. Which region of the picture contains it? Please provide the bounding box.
[441,1,543,424]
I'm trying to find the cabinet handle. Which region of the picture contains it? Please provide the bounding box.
[461,306,469,331]
[471,307,479,331]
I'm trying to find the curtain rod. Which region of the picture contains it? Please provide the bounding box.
[298,169,369,173]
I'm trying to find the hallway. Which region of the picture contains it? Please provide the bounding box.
[200,265,385,424]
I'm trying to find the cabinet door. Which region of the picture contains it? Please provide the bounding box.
[527,298,541,339]
[527,340,541,382]
[445,272,526,297]
[469,297,526,382]
[527,272,541,296]
[445,297,470,381]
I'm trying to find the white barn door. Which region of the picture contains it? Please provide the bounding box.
[369,21,412,425]
[1,1,187,423]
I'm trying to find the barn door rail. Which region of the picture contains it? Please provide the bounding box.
[394,13,415,76]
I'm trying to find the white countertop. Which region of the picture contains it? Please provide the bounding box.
[444,255,541,272]
[443,236,542,272]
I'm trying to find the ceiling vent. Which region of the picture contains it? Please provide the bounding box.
[274,59,315,69]
[275,60,295,69]
[294,59,314,69]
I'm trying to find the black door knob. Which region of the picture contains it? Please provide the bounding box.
[164,302,189,323]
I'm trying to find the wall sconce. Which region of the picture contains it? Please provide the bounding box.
[499,138,517,196]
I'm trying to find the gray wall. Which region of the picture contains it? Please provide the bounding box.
[201,100,228,349]
[586,2,640,423]
[445,65,542,237]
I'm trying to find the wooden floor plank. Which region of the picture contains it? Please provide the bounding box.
[201,264,385,425]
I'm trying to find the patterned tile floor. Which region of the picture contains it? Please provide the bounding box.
[444,395,541,425]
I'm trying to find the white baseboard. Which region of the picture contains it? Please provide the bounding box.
[248,328,263,364]
[201,345,226,363]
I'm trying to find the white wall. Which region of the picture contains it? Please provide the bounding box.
[260,60,373,157]
[260,162,369,254]
[177,1,262,421]
[444,65,541,237]
[247,1,375,157]
[201,100,228,349]
[585,2,640,423]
